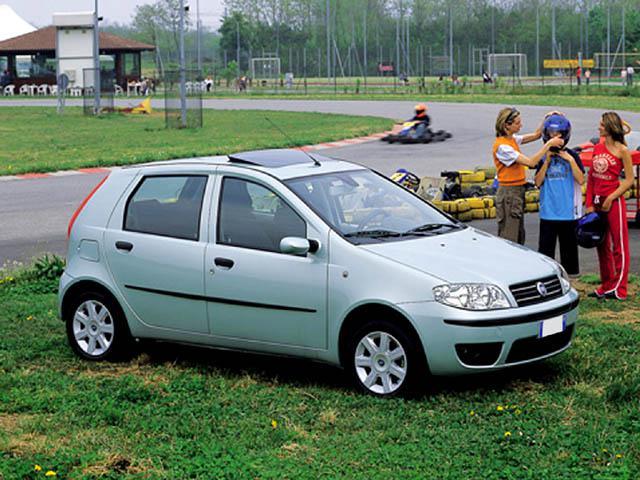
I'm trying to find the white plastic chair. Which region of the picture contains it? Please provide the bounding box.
[3,84,14,96]
[19,84,29,95]
[37,84,48,95]
[49,85,57,95]
[114,84,124,96]
[28,84,38,95]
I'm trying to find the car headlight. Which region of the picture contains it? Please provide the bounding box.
[433,283,512,310]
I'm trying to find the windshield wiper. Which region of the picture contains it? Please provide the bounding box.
[404,223,463,234]
[344,229,404,239]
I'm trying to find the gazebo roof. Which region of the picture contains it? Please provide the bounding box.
[0,26,155,53]
[0,5,36,41]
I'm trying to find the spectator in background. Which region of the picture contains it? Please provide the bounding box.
[0,69,10,87]
[482,70,492,84]
[576,66,582,86]
[621,68,627,86]
[626,64,634,86]
[584,68,591,85]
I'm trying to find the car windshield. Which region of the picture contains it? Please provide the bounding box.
[286,169,463,244]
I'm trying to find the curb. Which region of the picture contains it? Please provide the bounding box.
[0,131,392,183]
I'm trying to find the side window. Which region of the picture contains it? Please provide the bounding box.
[218,177,306,252]
[124,175,207,240]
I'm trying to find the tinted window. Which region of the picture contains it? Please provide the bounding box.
[124,175,207,240]
[218,177,306,252]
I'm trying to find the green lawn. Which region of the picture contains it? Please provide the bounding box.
[0,108,392,176]
[0,265,638,479]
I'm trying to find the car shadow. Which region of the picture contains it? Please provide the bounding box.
[136,340,567,398]
[138,340,352,392]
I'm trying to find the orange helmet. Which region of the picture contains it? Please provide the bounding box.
[414,103,427,114]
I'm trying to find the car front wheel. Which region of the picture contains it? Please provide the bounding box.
[65,291,132,361]
[347,321,425,397]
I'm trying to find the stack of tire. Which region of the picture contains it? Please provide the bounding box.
[525,189,540,213]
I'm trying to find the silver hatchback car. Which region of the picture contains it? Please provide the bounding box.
[59,150,579,397]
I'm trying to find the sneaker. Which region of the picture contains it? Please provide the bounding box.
[604,291,626,301]
[587,290,605,299]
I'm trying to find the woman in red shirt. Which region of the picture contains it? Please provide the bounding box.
[585,112,635,300]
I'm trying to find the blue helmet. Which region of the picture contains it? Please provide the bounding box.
[543,114,571,150]
[575,212,607,249]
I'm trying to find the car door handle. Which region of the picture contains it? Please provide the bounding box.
[115,241,133,252]
[214,257,234,269]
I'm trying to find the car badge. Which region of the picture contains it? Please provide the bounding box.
[536,282,548,297]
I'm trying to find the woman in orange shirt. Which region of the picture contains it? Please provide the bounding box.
[493,108,564,244]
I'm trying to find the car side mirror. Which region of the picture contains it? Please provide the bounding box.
[280,237,319,255]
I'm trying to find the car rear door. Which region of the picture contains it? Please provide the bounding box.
[204,170,329,350]
[104,172,213,334]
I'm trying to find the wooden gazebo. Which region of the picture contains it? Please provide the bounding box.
[0,26,155,89]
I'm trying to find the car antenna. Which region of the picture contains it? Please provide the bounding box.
[264,116,321,166]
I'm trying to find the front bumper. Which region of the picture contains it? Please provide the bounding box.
[400,289,579,376]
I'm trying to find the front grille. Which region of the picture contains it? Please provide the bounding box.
[455,342,503,366]
[509,275,563,307]
[505,324,574,364]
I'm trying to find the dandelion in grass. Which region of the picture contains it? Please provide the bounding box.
[26,315,34,321]
[45,471,56,477]
[504,431,511,438]
[271,419,278,429]
[616,454,623,459]
[34,465,42,472]
[469,410,475,416]
[496,405,504,412]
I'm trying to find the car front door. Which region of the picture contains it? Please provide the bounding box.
[204,173,328,350]
[104,173,212,334]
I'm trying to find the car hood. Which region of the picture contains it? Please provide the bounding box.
[360,227,557,286]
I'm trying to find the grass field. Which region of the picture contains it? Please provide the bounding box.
[0,108,392,176]
[0,261,638,479]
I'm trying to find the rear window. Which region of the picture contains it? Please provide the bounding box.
[124,175,207,240]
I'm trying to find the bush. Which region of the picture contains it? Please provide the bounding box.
[32,254,66,280]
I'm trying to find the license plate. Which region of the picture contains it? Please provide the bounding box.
[539,315,566,338]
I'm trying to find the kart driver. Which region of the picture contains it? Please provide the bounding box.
[409,103,431,139]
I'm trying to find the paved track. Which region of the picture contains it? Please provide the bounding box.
[1,99,638,275]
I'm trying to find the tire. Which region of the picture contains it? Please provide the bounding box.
[65,290,133,361]
[346,320,426,397]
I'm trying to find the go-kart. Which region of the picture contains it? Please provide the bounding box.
[381,120,452,144]
[573,130,640,224]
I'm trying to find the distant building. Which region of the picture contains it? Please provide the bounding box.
[0,25,155,89]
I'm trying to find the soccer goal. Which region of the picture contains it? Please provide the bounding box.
[250,57,281,83]
[594,52,640,77]
[488,54,528,79]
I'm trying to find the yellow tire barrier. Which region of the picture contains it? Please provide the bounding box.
[456,210,474,222]
[487,206,497,218]
[441,200,455,213]
[525,190,540,203]
[482,196,495,208]
[467,197,485,209]
[455,198,471,213]
[471,208,486,220]
[475,166,496,178]
[525,202,539,213]
[460,171,486,183]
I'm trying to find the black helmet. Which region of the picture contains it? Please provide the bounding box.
[575,212,607,249]
[543,114,571,151]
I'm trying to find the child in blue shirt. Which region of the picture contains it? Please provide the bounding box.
[534,114,585,276]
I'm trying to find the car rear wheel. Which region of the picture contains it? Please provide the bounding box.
[347,320,425,397]
[66,291,132,361]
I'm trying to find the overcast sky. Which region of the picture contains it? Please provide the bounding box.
[2,1,226,29]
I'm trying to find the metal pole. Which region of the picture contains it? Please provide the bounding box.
[326,0,330,82]
[197,0,201,73]
[396,2,400,77]
[491,2,495,54]
[179,0,186,127]
[236,20,240,77]
[93,0,100,115]
[607,1,611,76]
[363,9,367,90]
[536,2,540,77]
[449,3,453,77]
[552,5,556,60]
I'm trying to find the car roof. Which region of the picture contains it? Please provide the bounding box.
[125,149,367,180]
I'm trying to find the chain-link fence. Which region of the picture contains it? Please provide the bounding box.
[82,68,114,116]
[164,70,203,129]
